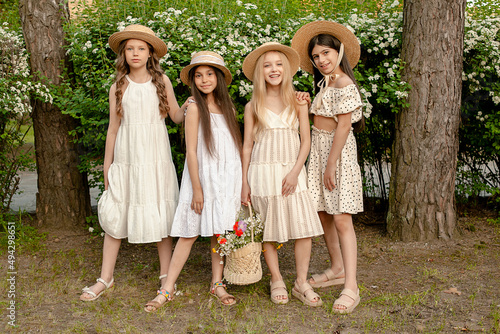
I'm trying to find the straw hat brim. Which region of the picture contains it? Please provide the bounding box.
[291,21,360,73]
[180,63,232,86]
[108,30,168,58]
[242,43,300,81]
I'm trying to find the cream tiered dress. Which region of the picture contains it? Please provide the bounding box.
[307,84,364,215]
[98,75,179,243]
[248,107,323,243]
[170,113,242,237]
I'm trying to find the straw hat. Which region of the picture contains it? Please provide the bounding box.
[242,42,300,81]
[180,51,232,86]
[291,21,360,73]
[108,24,168,58]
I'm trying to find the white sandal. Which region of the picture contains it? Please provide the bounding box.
[80,277,114,302]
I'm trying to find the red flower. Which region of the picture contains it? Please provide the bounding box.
[233,222,239,231]
[215,234,220,238]
[235,228,243,237]
[219,238,227,245]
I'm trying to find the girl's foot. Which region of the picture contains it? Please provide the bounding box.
[144,289,172,312]
[291,281,323,307]
[80,278,114,301]
[309,268,345,288]
[270,280,289,304]
[332,288,360,314]
[210,281,236,305]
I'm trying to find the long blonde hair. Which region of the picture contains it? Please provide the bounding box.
[250,51,298,137]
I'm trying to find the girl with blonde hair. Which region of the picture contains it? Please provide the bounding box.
[241,42,323,306]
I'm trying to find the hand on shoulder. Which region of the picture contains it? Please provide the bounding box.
[295,91,311,106]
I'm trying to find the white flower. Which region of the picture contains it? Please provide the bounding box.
[89,227,94,233]
[244,3,257,10]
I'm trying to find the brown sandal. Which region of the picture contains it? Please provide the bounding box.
[210,281,236,306]
[144,289,172,313]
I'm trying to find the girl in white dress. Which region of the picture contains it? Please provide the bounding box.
[80,25,191,302]
[241,42,324,307]
[292,20,365,314]
[145,51,242,312]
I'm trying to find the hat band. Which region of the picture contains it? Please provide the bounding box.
[190,54,226,67]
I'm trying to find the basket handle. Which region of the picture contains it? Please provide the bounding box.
[246,202,255,243]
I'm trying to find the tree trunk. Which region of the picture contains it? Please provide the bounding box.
[386,0,465,241]
[19,0,91,228]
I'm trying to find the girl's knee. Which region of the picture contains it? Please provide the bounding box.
[333,214,353,233]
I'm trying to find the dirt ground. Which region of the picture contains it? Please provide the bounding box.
[2,204,499,333]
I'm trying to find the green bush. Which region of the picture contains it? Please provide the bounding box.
[2,0,499,208]
[0,24,48,214]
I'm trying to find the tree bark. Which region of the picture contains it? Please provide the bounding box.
[19,0,91,228]
[386,0,465,241]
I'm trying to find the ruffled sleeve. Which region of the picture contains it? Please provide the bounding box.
[311,84,363,123]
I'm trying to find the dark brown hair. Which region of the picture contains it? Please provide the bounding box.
[308,34,365,133]
[113,40,170,118]
[189,66,242,156]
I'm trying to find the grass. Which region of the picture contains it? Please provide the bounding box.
[1,208,499,333]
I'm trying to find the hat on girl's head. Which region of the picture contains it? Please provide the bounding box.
[291,20,360,73]
[242,42,300,81]
[180,51,232,86]
[108,24,168,58]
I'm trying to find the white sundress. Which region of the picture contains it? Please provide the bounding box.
[98,75,179,243]
[170,113,242,237]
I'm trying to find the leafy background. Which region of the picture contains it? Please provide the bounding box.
[0,0,499,212]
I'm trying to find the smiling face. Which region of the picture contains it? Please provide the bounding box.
[193,65,218,95]
[124,39,151,69]
[311,44,339,75]
[261,51,284,86]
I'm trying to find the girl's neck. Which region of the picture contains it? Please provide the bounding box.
[128,69,151,83]
[205,92,215,104]
[266,83,281,97]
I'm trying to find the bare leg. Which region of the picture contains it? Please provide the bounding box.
[210,236,234,305]
[80,233,121,299]
[292,237,322,305]
[309,211,345,285]
[263,242,287,302]
[333,213,358,310]
[144,236,197,312]
[294,238,312,285]
[157,237,173,286]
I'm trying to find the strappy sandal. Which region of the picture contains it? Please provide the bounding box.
[144,289,172,313]
[332,288,360,314]
[210,281,236,306]
[291,281,323,307]
[270,280,289,305]
[309,268,345,288]
[80,277,114,302]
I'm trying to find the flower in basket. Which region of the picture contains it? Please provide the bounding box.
[216,206,263,257]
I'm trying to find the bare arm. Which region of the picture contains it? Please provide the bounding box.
[282,102,311,197]
[324,112,352,191]
[241,103,255,205]
[184,103,203,214]
[162,74,191,124]
[103,84,121,190]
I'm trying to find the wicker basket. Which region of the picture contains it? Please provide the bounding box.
[223,204,263,285]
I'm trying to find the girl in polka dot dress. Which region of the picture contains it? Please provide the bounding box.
[291,21,365,314]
